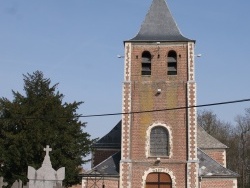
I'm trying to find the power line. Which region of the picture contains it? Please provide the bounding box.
[1,98,249,120]
[81,98,250,118]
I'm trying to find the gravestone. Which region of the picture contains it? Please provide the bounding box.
[0,177,8,188]
[53,183,64,188]
[27,145,65,188]
[11,180,22,188]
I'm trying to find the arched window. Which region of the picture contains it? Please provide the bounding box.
[167,50,177,75]
[142,51,151,75]
[146,172,172,188]
[150,126,169,156]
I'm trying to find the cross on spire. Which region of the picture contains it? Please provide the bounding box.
[44,145,52,156]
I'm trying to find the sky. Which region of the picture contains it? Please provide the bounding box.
[0,0,250,166]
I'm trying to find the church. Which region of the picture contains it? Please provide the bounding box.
[81,0,239,187]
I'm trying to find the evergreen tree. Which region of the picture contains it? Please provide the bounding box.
[0,71,94,187]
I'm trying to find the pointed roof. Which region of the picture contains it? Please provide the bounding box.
[93,121,121,149]
[128,0,193,42]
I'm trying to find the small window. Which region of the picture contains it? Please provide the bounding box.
[167,51,177,75]
[142,51,151,75]
[150,126,169,156]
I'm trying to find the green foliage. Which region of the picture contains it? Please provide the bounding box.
[0,71,95,187]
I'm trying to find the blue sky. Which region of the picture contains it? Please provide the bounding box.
[0,0,250,146]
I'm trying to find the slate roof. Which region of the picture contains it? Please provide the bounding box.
[86,148,239,178]
[198,148,239,178]
[197,125,228,149]
[128,0,193,42]
[82,151,120,177]
[93,121,227,150]
[93,121,121,149]
[87,121,238,178]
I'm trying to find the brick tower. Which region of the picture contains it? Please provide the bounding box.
[82,0,239,187]
[120,0,198,187]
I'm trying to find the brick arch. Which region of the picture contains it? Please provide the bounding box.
[142,168,176,188]
[145,123,173,158]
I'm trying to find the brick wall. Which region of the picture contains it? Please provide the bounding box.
[82,178,119,188]
[129,42,189,162]
[202,149,226,167]
[200,178,237,188]
[120,41,199,188]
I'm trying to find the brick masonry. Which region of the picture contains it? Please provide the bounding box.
[200,178,237,188]
[84,39,238,187]
[82,178,119,188]
[187,42,199,188]
[120,41,199,188]
[201,149,227,167]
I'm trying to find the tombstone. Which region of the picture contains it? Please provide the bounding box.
[27,145,65,188]
[11,180,22,188]
[0,177,8,188]
[53,183,64,188]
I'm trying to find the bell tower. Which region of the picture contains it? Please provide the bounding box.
[120,0,198,187]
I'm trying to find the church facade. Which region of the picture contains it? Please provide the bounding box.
[81,0,239,187]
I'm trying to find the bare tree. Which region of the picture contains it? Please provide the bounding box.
[197,108,250,188]
[197,109,218,135]
[197,109,232,144]
[234,108,250,188]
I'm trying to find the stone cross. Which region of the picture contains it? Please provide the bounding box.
[28,145,65,188]
[44,145,52,156]
[0,177,8,188]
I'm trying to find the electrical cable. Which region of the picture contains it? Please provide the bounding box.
[81,98,250,117]
[0,98,249,120]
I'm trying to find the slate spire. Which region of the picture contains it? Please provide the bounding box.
[129,0,193,42]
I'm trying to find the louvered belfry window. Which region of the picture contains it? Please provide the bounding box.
[167,50,177,75]
[150,126,169,156]
[142,51,152,75]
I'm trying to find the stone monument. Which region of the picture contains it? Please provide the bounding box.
[0,177,8,188]
[11,180,22,188]
[27,145,65,188]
